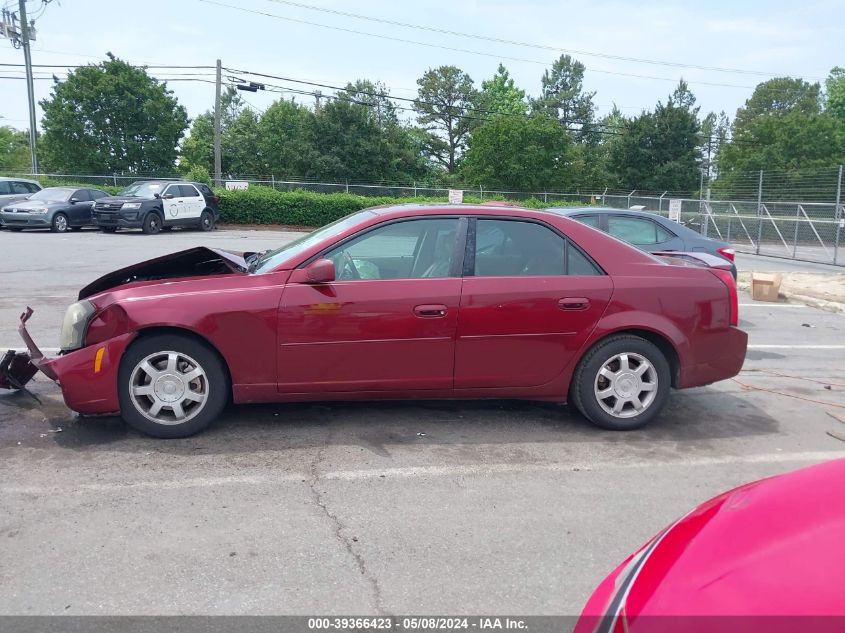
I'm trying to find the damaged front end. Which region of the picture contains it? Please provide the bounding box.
[0,307,56,394]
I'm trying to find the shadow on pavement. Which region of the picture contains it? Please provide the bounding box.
[0,380,779,456]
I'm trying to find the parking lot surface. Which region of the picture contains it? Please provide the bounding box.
[2,227,845,615]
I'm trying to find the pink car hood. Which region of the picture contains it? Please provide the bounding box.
[626,458,845,618]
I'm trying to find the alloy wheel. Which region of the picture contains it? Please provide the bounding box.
[593,352,658,418]
[128,351,209,425]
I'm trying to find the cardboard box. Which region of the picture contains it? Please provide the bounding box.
[751,272,783,302]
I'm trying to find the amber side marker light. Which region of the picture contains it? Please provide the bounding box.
[94,347,105,373]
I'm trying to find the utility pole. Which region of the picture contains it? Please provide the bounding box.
[314,90,322,112]
[213,58,222,187]
[1,1,40,173]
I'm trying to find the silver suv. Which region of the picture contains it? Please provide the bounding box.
[0,177,41,209]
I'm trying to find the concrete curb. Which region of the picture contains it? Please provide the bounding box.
[737,280,845,315]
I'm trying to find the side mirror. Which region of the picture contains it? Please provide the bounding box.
[290,258,335,284]
[162,193,174,200]
[69,197,79,204]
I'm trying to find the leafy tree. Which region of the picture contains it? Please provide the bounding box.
[609,87,702,192]
[717,77,845,179]
[533,55,595,132]
[258,98,318,178]
[414,66,477,173]
[339,79,400,126]
[461,114,580,191]
[825,67,845,124]
[476,64,527,116]
[0,126,31,171]
[40,54,187,173]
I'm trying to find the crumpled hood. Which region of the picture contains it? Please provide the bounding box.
[78,247,249,300]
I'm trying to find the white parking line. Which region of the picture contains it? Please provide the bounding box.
[739,303,805,308]
[747,345,845,349]
[2,450,842,495]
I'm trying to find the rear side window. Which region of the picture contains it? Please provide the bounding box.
[607,216,673,245]
[470,219,599,277]
[180,184,200,197]
[573,214,600,228]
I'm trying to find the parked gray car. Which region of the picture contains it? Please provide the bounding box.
[0,187,110,232]
[0,177,41,217]
[549,207,737,277]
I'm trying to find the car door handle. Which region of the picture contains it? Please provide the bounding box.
[558,297,590,311]
[414,304,448,318]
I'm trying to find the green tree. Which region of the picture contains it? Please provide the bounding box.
[258,98,318,178]
[717,77,845,179]
[40,54,187,173]
[0,126,31,171]
[609,87,702,192]
[414,66,477,173]
[533,54,595,132]
[825,67,845,124]
[461,114,580,191]
[475,64,527,116]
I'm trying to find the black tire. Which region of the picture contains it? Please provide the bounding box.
[570,335,671,431]
[141,212,162,235]
[101,227,117,233]
[50,213,70,233]
[118,333,229,438]
[9,227,23,232]
[199,210,214,232]
[162,226,174,232]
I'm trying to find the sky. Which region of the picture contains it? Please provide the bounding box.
[0,0,842,133]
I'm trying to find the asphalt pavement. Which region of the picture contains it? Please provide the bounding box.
[2,226,845,616]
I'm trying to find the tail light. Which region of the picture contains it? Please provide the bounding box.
[717,247,735,262]
[710,269,738,326]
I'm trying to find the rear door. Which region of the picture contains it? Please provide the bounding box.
[455,218,613,389]
[179,184,204,220]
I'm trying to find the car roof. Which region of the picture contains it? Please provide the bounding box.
[0,176,40,184]
[367,202,551,217]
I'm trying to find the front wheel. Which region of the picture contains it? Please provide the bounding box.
[142,212,162,235]
[118,334,229,438]
[570,335,671,431]
[51,213,69,233]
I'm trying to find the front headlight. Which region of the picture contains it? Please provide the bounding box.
[121,202,142,210]
[59,300,96,351]
[31,207,49,214]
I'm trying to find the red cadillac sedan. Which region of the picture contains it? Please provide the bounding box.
[4,204,746,438]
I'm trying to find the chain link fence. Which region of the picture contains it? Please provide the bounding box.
[6,167,844,266]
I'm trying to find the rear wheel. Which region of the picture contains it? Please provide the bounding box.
[118,333,229,438]
[199,210,214,231]
[51,213,69,233]
[142,212,162,235]
[571,335,670,431]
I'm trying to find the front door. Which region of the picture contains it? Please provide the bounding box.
[277,217,464,393]
[162,184,183,220]
[455,218,613,389]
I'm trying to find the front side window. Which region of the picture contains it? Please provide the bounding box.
[163,184,182,198]
[323,218,460,281]
[11,181,32,194]
[72,189,91,202]
[607,216,672,245]
[91,190,109,200]
[24,182,41,193]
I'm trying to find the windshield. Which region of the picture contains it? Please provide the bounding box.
[119,182,165,198]
[29,187,74,202]
[250,210,376,274]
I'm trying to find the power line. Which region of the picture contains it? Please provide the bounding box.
[261,0,823,80]
[199,0,776,91]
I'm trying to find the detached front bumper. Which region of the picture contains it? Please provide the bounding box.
[1,307,133,415]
